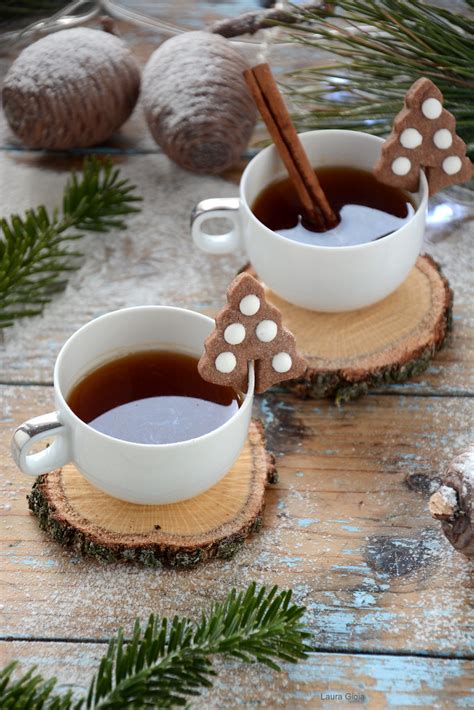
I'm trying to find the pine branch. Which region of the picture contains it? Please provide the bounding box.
[279,0,474,157]
[1,584,311,709]
[0,662,80,709]
[0,157,141,328]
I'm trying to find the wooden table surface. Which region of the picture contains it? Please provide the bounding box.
[0,5,473,709]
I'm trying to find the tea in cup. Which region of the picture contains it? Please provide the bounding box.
[11,306,254,504]
[191,130,429,312]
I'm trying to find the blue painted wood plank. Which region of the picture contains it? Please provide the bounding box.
[2,641,473,708]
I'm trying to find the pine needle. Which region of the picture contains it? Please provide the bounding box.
[0,583,311,709]
[279,0,474,156]
[0,662,79,709]
[0,157,141,328]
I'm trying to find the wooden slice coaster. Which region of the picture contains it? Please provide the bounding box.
[28,419,276,568]
[245,255,452,403]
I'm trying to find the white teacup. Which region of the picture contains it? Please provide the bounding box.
[192,130,429,312]
[11,306,254,505]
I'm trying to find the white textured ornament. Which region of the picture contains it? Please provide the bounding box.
[224,323,246,345]
[272,352,292,373]
[421,98,442,120]
[239,294,260,316]
[255,319,278,343]
[391,157,411,176]
[141,31,257,174]
[1,28,140,150]
[442,156,462,175]
[215,351,237,373]
[433,129,453,150]
[400,128,422,149]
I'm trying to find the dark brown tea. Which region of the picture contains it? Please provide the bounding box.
[67,351,242,445]
[252,166,416,247]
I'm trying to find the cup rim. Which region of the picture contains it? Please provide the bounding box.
[240,128,429,253]
[53,305,255,450]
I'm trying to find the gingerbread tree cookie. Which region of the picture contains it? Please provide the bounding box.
[199,273,307,394]
[374,77,473,195]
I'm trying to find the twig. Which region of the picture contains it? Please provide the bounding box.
[208,2,334,38]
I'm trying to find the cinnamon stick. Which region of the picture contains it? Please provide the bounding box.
[243,63,338,231]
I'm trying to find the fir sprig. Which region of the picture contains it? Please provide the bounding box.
[0,157,141,328]
[0,583,310,708]
[281,0,474,156]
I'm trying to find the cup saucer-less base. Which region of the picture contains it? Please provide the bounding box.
[27,420,277,568]
[243,255,452,404]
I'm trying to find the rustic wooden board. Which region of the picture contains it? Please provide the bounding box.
[0,153,472,396]
[1,3,472,706]
[1,384,472,656]
[1,641,473,709]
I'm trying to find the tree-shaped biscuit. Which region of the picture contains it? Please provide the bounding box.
[198,273,307,394]
[374,77,473,195]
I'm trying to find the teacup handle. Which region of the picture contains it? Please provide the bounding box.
[191,197,242,254]
[11,412,72,476]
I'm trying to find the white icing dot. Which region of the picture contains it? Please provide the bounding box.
[391,157,411,176]
[400,128,422,149]
[215,351,236,374]
[239,294,260,316]
[442,155,462,175]
[433,128,453,150]
[224,323,246,345]
[272,352,292,373]
[256,320,278,343]
[421,97,442,120]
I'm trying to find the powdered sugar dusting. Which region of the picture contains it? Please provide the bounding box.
[3,28,140,149]
[0,152,243,380]
[452,445,474,483]
[141,31,256,173]
[439,485,458,508]
[429,485,458,517]
[1,387,472,659]
[4,28,134,94]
